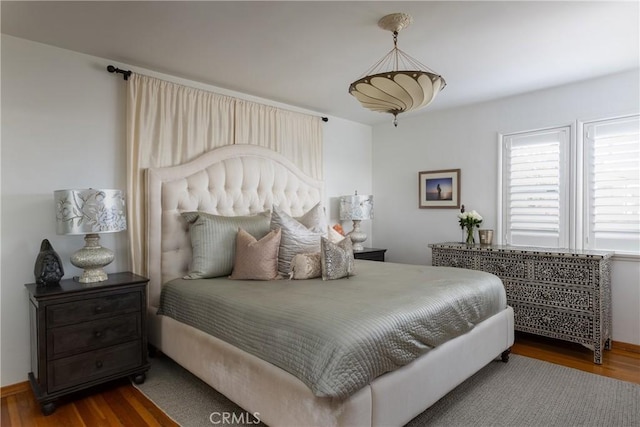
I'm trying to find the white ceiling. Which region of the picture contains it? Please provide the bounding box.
[2,1,639,125]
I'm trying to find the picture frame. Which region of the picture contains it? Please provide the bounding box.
[418,169,460,209]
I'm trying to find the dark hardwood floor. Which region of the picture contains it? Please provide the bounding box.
[2,333,638,426]
[511,332,640,384]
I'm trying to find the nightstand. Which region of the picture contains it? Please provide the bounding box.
[25,272,150,415]
[353,247,387,262]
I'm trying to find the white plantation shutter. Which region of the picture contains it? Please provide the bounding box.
[584,115,640,253]
[501,127,570,248]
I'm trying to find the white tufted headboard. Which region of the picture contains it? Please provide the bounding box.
[146,144,324,308]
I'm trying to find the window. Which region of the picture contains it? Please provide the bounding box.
[500,114,639,255]
[583,116,640,253]
[500,126,571,248]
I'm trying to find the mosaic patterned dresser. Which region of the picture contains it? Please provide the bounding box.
[429,242,613,364]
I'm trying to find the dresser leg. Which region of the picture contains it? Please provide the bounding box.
[594,348,603,365]
[501,348,511,363]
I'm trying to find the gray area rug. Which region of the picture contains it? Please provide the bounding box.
[135,354,639,427]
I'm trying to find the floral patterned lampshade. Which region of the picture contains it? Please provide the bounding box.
[339,194,374,221]
[53,189,126,283]
[54,189,127,235]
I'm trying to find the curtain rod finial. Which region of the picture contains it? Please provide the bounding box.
[107,65,132,81]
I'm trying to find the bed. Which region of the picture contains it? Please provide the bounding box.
[146,144,514,426]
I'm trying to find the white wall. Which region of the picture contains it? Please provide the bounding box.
[0,35,372,386]
[372,69,640,345]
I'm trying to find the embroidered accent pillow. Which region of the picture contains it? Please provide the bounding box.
[230,228,281,280]
[321,236,355,280]
[289,252,322,280]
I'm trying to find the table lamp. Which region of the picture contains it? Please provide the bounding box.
[339,192,374,251]
[54,189,127,283]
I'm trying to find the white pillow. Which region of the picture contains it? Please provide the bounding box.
[295,202,328,235]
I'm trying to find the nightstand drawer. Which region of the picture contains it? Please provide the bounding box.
[48,313,141,359]
[47,291,140,327]
[48,341,142,393]
[353,248,387,262]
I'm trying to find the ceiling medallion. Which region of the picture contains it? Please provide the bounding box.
[349,13,446,127]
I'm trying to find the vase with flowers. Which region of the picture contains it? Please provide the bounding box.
[458,208,483,244]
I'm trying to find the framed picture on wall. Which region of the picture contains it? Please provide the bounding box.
[418,169,461,209]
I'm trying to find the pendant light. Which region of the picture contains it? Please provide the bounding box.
[348,13,446,127]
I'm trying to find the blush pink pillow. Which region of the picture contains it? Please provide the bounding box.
[230,228,281,280]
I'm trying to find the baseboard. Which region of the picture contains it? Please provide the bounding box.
[0,381,29,397]
[613,340,640,354]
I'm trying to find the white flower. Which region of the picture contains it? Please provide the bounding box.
[469,210,483,221]
[458,209,483,228]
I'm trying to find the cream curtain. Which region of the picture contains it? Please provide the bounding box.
[235,100,323,179]
[126,74,323,275]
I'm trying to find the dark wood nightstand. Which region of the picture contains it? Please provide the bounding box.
[25,272,150,415]
[353,247,387,262]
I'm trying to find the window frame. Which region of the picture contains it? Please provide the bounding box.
[579,114,640,255]
[498,124,574,249]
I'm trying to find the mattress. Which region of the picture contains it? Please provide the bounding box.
[157,260,507,398]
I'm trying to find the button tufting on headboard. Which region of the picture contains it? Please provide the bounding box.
[147,145,324,308]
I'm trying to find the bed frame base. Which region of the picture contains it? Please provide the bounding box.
[148,306,514,427]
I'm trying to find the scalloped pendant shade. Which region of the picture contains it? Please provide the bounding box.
[348,13,446,127]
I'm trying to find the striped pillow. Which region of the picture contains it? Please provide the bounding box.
[182,211,271,279]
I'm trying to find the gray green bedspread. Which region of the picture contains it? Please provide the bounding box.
[157,260,507,398]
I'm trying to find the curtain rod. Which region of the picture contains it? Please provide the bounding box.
[106,65,329,122]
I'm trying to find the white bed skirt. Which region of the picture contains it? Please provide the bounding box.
[148,306,514,427]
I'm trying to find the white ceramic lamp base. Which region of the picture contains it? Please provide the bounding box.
[349,220,367,252]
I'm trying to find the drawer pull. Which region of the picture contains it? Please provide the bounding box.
[94,306,103,313]
[95,360,103,369]
[94,330,103,338]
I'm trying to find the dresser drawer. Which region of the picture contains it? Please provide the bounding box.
[532,258,597,287]
[512,304,593,340]
[48,313,141,359]
[476,254,528,280]
[47,291,141,327]
[47,341,142,393]
[433,249,474,269]
[505,280,593,312]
